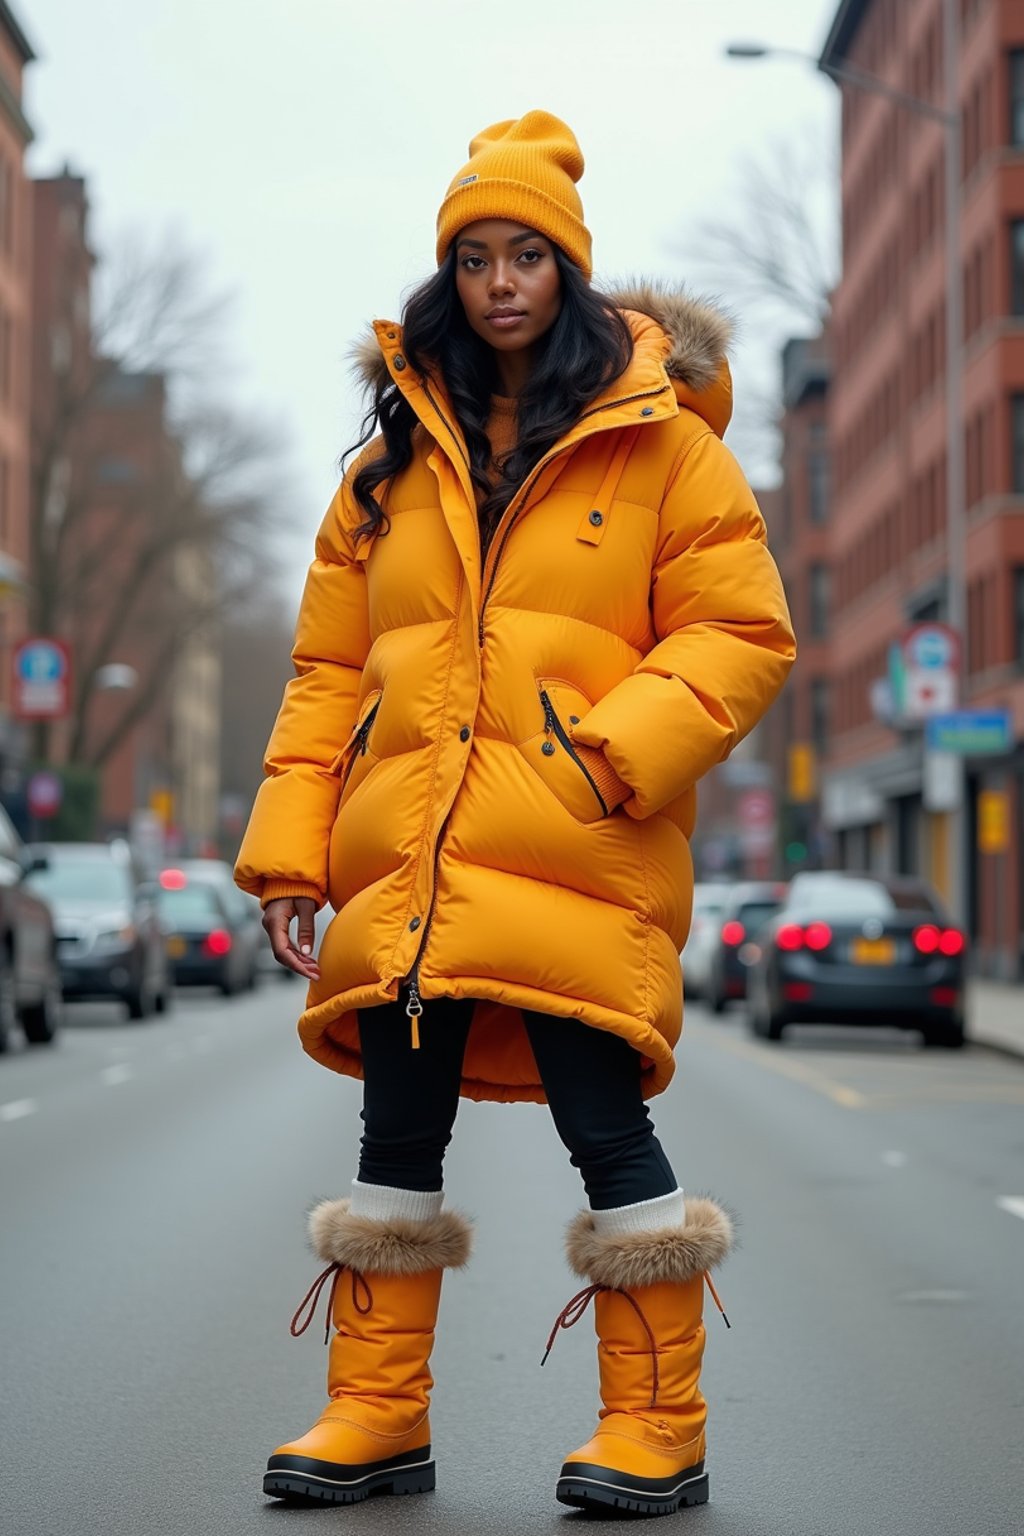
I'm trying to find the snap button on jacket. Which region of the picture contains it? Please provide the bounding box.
[234,286,797,1103]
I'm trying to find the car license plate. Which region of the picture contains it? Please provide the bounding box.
[166,935,187,958]
[851,937,895,965]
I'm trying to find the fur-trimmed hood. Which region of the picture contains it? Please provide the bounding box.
[350,282,733,437]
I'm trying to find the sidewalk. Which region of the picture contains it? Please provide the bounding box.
[970,979,1024,1058]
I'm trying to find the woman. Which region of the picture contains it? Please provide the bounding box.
[234,110,795,1516]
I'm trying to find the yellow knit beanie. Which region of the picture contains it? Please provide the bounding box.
[436,110,592,280]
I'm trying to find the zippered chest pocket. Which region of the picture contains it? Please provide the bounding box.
[517,680,608,825]
[331,689,383,798]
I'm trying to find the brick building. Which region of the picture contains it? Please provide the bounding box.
[0,1,33,773]
[29,171,221,850]
[759,337,832,875]
[809,0,1024,978]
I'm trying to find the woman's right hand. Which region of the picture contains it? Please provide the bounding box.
[262,897,322,982]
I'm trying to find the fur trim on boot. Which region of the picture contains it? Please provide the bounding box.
[308,1198,473,1275]
[565,1196,733,1290]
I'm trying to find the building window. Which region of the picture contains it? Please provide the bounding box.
[1011,50,1024,145]
[1014,567,1024,666]
[809,563,830,639]
[811,678,830,758]
[1013,395,1024,492]
[808,422,830,524]
[1011,221,1024,314]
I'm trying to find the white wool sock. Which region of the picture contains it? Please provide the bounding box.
[590,1188,686,1237]
[349,1179,444,1223]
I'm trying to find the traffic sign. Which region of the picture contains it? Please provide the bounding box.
[899,623,960,721]
[925,709,1012,755]
[977,790,1010,854]
[12,638,72,720]
[737,787,776,854]
[27,770,63,819]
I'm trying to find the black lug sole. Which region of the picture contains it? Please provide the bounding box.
[556,1466,709,1518]
[263,1455,435,1505]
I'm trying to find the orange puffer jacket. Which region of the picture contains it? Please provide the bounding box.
[234,285,796,1102]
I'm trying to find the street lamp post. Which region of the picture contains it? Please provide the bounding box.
[727,0,968,923]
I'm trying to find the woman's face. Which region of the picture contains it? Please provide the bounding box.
[454,219,562,363]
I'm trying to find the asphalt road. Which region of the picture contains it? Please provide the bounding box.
[2,981,1023,1536]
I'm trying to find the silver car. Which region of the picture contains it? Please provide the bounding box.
[681,883,733,1001]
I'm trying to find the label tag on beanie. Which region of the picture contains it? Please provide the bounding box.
[457,174,478,185]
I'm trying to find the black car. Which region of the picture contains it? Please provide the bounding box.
[23,840,172,1021]
[706,882,789,1013]
[0,805,64,1051]
[165,860,263,989]
[747,871,967,1047]
[157,869,258,994]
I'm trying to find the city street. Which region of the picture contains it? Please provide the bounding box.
[3,984,1024,1536]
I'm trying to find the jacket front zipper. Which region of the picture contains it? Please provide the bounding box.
[339,698,381,794]
[477,384,671,645]
[540,690,608,817]
[395,379,668,1031]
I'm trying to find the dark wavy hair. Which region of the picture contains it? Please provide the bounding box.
[345,245,633,547]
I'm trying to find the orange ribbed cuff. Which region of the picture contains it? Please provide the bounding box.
[260,880,323,910]
[571,742,631,814]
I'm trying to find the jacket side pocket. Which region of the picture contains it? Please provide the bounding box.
[331,689,383,796]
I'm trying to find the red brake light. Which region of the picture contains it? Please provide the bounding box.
[160,868,187,890]
[938,928,965,957]
[721,921,745,947]
[203,929,232,957]
[803,922,832,951]
[913,925,940,954]
[776,924,805,951]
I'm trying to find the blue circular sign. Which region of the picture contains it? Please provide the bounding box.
[907,627,954,670]
[17,641,67,682]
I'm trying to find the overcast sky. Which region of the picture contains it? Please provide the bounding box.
[24,0,838,606]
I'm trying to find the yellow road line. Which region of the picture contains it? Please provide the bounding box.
[690,1023,868,1109]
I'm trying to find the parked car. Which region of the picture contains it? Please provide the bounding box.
[746,871,967,1047]
[157,866,260,994]
[22,839,171,1023]
[0,805,64,1051]
[705,881,789,1014]
[681,883,733,1000]
[166,860,263,989]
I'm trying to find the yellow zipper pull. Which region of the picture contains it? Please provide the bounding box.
[406,978,423,1049]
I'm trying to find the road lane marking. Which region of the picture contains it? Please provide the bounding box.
[898,1290,970,1304]
[100,1064,133,1087]
[689,1023,868,1109]
[1,1098,37,1122]
[997,1197,1024,1223]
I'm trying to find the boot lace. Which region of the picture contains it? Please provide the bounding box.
[289,1262,374,1345]
[541,1272,730,1411]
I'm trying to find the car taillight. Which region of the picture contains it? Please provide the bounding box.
[776,923,831,951]
[776,924,805,951]
[720,921,745,947]
[803,922,833,951]
[203,929,232,957]
[930,986,960,1007]
[913,925,964,957]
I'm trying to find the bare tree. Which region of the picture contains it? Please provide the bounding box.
[673,131,839,482]
[29,229,289,771]
[679,133,838,332]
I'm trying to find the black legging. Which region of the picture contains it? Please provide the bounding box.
[357,997,677,1211]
